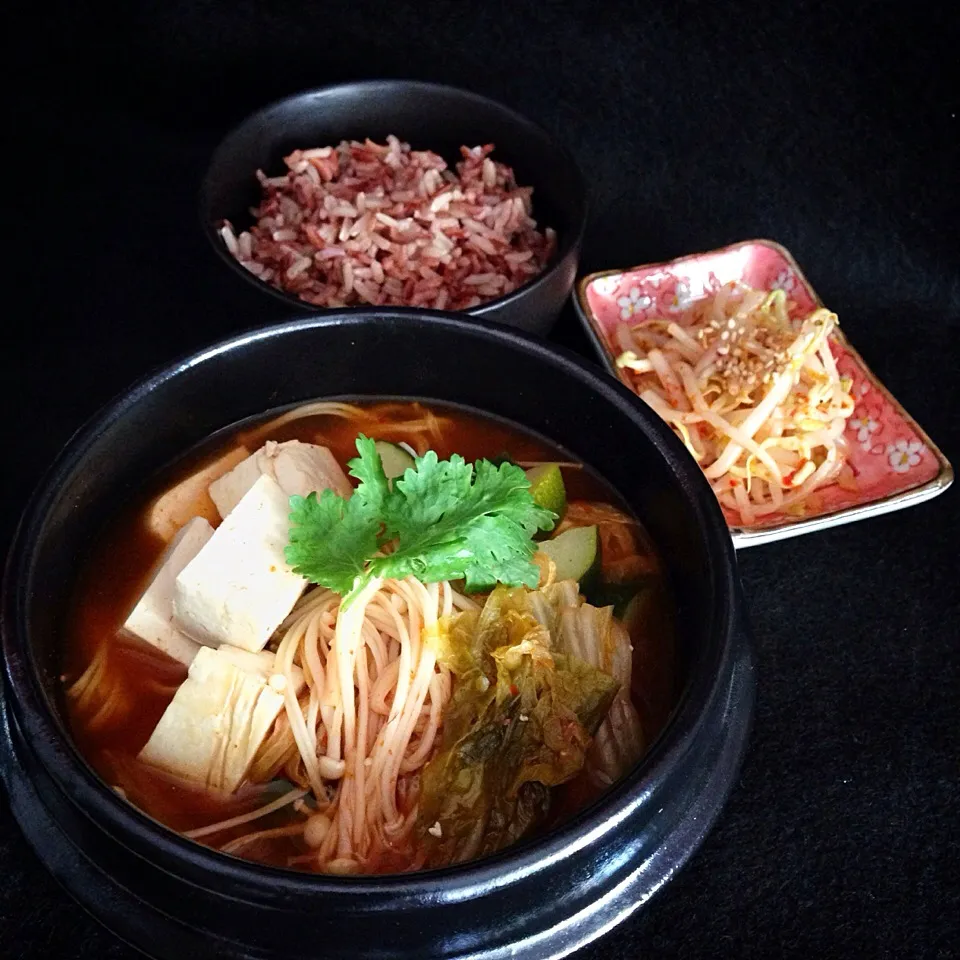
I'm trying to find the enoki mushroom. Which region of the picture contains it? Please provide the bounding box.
[197,577,478,874]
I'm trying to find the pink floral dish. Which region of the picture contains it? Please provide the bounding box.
[574,239,953,547]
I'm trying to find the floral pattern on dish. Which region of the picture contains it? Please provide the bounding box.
[575,239,952,544]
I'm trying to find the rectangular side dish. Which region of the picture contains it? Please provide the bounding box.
[574,239,953,547]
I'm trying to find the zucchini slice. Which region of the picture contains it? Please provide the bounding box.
[525,463,567,531]
[374,440,416,483]
[539,525,600,589]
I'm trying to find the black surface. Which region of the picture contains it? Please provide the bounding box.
[5,1,958,958]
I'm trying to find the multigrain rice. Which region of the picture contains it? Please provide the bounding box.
[218,136,556,310]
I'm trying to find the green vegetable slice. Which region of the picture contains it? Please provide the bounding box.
[539,525,601,590]
[524,464,566,533]
[584,580,647,618]
[373,440,415,484]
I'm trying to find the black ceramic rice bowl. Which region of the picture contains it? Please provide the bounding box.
[199,80,587,335]
[1,312,754,960]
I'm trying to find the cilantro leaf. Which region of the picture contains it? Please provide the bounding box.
[285,488,380,596]
[286,436,558,605]
[347,435,390,513]
[373,455,555,589]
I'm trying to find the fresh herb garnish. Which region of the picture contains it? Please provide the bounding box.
[285,436,557,606]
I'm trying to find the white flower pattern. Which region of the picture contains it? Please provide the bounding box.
[669,280,694,312]
[886,439,924,473]
[617,286,652,319]
[849,415,880,450]
[771,269,796,293]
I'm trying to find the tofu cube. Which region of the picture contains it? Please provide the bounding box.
[122,517,214,665]
[209,440,352,520]
[173,474,306,653]
[147,446,250,542]
[137,645,302,792]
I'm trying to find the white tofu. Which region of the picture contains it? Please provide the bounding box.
[137,645,303,792]
[172,474,306,653]
[209,440,352,520]
[122,517,214,665]
[147,446,250,542]
[213,646,304,690]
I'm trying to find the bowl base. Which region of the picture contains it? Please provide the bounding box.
[1,633,754,960]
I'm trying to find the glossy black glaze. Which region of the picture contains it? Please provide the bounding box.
[1,313,753,960]
[199,80,587,335]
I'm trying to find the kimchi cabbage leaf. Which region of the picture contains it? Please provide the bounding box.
[417,586,618,866]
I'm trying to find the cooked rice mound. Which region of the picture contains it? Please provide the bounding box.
[219,136,556,310]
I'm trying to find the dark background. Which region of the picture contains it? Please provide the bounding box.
[4,1,959,957]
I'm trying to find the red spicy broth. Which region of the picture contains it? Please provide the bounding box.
[62,400,676,870]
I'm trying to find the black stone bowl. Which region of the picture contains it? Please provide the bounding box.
[1,312,753,960]
[200,80,587,336]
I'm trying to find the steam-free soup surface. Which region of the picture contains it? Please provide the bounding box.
[64,401,676,873]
